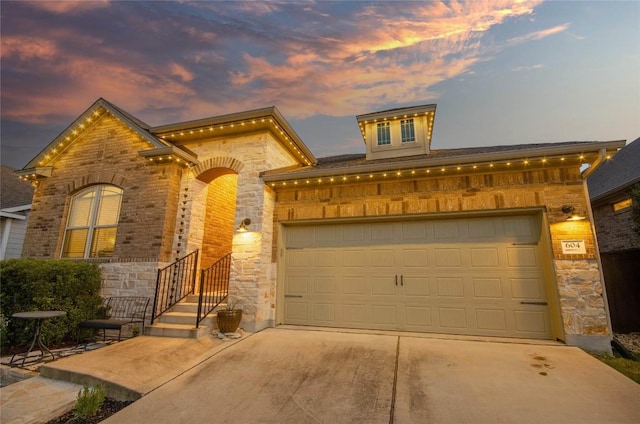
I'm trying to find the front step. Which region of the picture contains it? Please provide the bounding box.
[145,298,225,339]
[145,322,211,338]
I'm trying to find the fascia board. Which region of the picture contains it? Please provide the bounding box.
[151,106,317,166]
[2,204,32,213]
[150,107,279,133]
[23,99,167,170]
[0,211,27,220]
[138,146,199,164]
[263,140,626,182]
[356,104,437,122]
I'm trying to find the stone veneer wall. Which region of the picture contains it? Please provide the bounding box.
[99,261,168,325]
[22,112,183,262]
[175,132,299,331]
[272,166,612,351]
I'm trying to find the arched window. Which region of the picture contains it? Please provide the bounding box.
[62,185,123,258]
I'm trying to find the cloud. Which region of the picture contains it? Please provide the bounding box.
[1,36,58,61]
[24,0,110,14]
[169,63,195,82]
[0,0,552,126]
[225,1,544,118]
[512,64,545,72]
[506,24,571,46]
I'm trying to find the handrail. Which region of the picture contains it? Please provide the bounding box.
[151,250,199,324]
[196,253,232,328]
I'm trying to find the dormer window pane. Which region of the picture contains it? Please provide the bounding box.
[377,122,391,145]
[401,119,415,143]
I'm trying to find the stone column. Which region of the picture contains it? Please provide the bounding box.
[230,173,275,332]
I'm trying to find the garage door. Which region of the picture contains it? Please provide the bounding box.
[282,215,552,339]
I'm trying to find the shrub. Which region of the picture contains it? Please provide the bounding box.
[0,259,103,354]
[74,384,106,420]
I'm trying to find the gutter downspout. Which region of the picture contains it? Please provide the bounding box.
[582,148,607,179]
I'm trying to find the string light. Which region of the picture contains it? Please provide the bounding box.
[157,117,312,165]
[263,154,605,188]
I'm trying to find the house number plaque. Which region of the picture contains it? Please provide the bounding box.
[561,240,586,254]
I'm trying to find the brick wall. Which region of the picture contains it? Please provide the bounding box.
[591,196,638,252]
[22,113,182,262]
[201,174,237,268]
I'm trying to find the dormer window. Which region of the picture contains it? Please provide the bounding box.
[377,122,391,145]
[357,104,436,161]
[401,119,415,143]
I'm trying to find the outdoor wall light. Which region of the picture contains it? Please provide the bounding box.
[561,205,586,221]
[237,218,251,232]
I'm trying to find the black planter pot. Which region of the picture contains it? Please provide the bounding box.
[217,309,243,333]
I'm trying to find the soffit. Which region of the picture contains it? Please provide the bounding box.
[150,106,316,167]
[262,140,626,187]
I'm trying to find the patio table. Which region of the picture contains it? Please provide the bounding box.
[9,310,66,367]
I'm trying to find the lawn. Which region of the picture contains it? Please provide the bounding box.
[594,353,640,384]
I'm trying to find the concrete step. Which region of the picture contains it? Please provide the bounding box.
[157,312,215,327]
[145,323,210,339]
[169,302,199,313]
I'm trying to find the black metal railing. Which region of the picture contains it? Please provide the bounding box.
[151,250,199,324]
[196,253,232,328]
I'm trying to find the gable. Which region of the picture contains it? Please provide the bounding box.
[15,98,197,181]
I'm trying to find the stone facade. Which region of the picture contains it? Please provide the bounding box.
[168,132,300,331]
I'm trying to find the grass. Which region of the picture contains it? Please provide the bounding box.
[594,352,640,384]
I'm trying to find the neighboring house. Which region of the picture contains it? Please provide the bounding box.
[588,137,640,252]
[16,98,626,352]
[0,165,34,259]
[587,137,640,332]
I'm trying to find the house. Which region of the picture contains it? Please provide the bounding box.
[587,137,640,332]
[1,165,34,259]
[588,137,640,252]
[16,98,625,352]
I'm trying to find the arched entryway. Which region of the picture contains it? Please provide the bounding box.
[196,168,238,270]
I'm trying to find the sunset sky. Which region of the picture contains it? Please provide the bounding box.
[1,1,638,169]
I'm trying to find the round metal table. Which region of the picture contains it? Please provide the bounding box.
[9,310,66,367]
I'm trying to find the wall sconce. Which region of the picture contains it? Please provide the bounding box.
[561,205,585,221]
[237,218,251,232]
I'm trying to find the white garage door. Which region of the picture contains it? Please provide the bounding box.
[282,215,552,339]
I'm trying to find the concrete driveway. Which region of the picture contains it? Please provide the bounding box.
[103,328,640,424]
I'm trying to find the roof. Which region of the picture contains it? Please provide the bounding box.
[150,106,316,166]
[20,98,175,172]
[355,104,437,146]
[1,165,34,209]
[19,99,316,176]
[588,137,640,201]
[263,140,626,182]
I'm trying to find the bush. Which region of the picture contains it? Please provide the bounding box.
[0,259,103,354]
[74,384,106,419]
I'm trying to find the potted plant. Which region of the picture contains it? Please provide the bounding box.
[216,301,243,333]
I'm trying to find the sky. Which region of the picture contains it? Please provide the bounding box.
[1,0,639,170]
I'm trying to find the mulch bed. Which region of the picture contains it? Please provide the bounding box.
[46,399,134,424]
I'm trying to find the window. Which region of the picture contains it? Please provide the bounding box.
[62,185,122,258]
[401,119,415,143]
[613,198,632,212]
[377,122,391,145]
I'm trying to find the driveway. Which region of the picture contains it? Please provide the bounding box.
[103,328,640,424]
